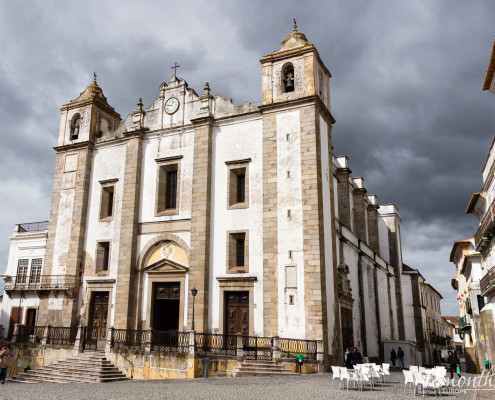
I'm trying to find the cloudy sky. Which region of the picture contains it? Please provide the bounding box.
[1,0,494,316]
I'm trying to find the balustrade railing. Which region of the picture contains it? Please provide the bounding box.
[195,333,236,356]
[242,336,273,360]
[279,338,318,360]
[475,199,495,247]
[14,325,321,363]
[481,267,495,296]
[111,328,149,351]
[151,331,189,353]
[47,326,78,346]
[4,275,75,291]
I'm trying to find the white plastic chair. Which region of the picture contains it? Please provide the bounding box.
[382,363,390,381]
[331,366,341,388]
[358,367,373,391]
[413,372,440,397]
[432,368,447,387]
[339,367,360,391]
[403,370,414,395]
[410,365,419,373]
[370,365,381,386]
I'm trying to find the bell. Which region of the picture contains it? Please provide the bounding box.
[286,79,294,88]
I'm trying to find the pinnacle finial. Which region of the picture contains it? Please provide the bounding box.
[93,72,97,83]
[137,97,143,111]
[203,82,211,96]
[293,18,297,30]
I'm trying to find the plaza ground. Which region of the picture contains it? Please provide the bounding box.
[0,370,493,400]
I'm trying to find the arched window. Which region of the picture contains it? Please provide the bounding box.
[70,113,81,140]
[282,63,295,93]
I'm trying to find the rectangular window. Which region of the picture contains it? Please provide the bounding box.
[235,237,245,267]
[99,183,116,220]
[96,241,111,273]
[226,159,250,209]
[29,258,43,284]
[156,157,181,216]
[165,169,178,209]
[16,259,29,283]
[227,231,248,273]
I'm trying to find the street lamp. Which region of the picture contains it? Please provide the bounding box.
[191,287,198,331]
[16,289,25,324]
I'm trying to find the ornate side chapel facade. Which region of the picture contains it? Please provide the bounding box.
[2,30,412,366]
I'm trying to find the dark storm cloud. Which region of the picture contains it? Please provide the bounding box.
[1,0,494,313]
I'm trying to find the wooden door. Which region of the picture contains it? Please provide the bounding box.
[225,291,249,335]
[8,307,22,338]
[89,292,109,339]
[341,306,354,352]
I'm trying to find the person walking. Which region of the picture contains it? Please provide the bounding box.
[397,347,405,368]
[447,351,461,379]
[0,344,10,384]
[390,348,397,368]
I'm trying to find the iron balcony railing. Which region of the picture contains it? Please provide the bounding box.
[481,267,495,296]
[17,221,49,233]
[4,275,75,291]
[474,199,495,248]
[460,315,471,330]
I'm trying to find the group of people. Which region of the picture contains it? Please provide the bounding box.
[390,347,405,368]
[344,347,363,368]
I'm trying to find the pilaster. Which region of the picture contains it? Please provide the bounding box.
[114,131,143,328]
[188,117,214,332]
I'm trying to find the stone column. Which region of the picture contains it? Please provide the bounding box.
[352,179,368,244]
[114,131,143,328]
[236,334,244,360]
[187,330,197,378]
[261,111,278,337]
[367,195,380,254]
[188,117,214,333]
[272,336,281,362]
[72,325,84,356]
[335,160,352,228]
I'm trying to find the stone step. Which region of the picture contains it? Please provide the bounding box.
[227,370,298,377]
[11,352,128,383]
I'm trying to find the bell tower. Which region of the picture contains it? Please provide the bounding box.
[38,80,120,326]
[260,29,331,111]
[259,29,340,364]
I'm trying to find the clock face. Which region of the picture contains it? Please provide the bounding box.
[165,97,180,114]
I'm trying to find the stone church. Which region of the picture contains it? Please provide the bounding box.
[1,29,416,365]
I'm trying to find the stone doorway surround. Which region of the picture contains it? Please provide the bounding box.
[84,278,114,330]
[217,276,256,336]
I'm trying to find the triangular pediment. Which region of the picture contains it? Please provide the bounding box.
[144,258,189,274]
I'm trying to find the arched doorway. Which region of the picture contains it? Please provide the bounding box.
[143,241,189,331]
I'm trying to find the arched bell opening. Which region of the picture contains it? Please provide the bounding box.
[70,113,81,140]
[282,63,295,93]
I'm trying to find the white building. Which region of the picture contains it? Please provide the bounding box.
[1,29,440,367]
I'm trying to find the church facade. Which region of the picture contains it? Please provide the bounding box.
[1,30,417,366]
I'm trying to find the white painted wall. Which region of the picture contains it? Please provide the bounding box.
[209,116,264,334]
[275,110,305,338]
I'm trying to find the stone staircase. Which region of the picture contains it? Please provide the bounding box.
[227,360,298,377]
[11,352,128,383]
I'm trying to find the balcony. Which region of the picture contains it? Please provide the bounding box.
[474,199,495,250]
[460,315,471,331]
[4,275,75,293]
[481,267,495,297]
[16,221,49,233]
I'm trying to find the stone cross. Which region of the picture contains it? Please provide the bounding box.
[293,18,297,30]
[171,62,181,76]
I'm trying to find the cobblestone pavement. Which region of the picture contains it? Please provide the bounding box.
[0,371,494,400]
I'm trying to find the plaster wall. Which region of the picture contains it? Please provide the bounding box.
[209,117,264,334]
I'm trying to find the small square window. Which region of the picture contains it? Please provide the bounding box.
[96,241,111,273]
[100,184,115,220]
[227,231,248,273]
[156,158,181,216]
